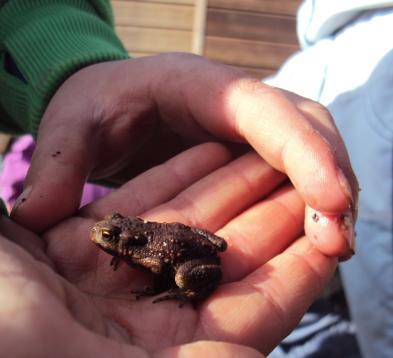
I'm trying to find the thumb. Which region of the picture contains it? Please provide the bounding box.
[11,120,93,233]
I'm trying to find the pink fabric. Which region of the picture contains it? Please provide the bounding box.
[0,135,111,209]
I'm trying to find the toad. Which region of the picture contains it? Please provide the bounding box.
[90,213,227,304]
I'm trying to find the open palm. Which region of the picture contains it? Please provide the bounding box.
[0,143,336,357]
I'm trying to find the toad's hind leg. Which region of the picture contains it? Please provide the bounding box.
[152,282,219,307]
[153,258,222,304]
[191,228,227,251]
[131,274,171,299]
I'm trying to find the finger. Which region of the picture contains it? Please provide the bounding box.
[279,89,359,204]
[280,91,358,258]
[10,111,95,233]
[159,56,355,212]
[142,151,286,231]
[196,237,337,355]
[156,341,264,358]
[201,80,356,259]
[81,142,233,220]
[305,205,355,259]
[0,215,53,267]
[151,54,357,257]
[218,185,304,282]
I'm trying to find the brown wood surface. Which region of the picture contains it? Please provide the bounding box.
[111,0,300,73]
[205,36,297,69]
[117,26,192,52]
[192,0,207,54]
[129,51,158,57]
[206,9,298,45]
[232,65,276,79]
[208,0,302,15]
[112,1,194,30]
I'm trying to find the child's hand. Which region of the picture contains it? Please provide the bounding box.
[12,54,358,259]
[0,143,335,357]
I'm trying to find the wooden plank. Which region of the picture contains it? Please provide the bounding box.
[192,0,207,54]
[206,9,298,45]
[124,0,194,5]
[205,36,298,69]
[112,1,194,30]
[208,0,302,16]
[129,51,158,57]
[116,26,192,52]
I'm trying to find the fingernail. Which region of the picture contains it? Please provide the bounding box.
[340,210,355,250]
[337,167,354,206]
[338,210,355,261]
[10,185,32,217]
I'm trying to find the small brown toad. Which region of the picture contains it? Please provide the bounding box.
[91,213,227,304]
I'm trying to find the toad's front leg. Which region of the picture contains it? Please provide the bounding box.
[110,256,122,271]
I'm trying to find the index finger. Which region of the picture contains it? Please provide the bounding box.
[155,55,355,212]
[151,54,358,256]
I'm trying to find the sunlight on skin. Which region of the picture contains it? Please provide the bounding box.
[198,238,336,353]
[10,54,357,261]
[156,341,264,358]
[7,143,334,356]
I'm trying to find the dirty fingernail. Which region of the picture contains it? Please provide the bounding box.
[10,186,32,217]
[337,210,355,261]
[340,210,355,251]
[337,167,354,205]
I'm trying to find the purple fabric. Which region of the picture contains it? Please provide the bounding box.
[0,135,112,209]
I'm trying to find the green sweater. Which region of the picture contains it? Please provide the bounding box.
[0,0,129,136]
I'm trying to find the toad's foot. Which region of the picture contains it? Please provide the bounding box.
[152,288,195,307]
[131,286,160,300]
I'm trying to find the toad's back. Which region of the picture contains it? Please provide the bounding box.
[137,221,225,264]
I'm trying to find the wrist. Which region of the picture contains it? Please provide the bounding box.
[0,0,128,136]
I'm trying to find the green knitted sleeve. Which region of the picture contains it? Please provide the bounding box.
[0,0,129,135]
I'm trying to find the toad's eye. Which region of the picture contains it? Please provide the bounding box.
[101,230,113,241]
